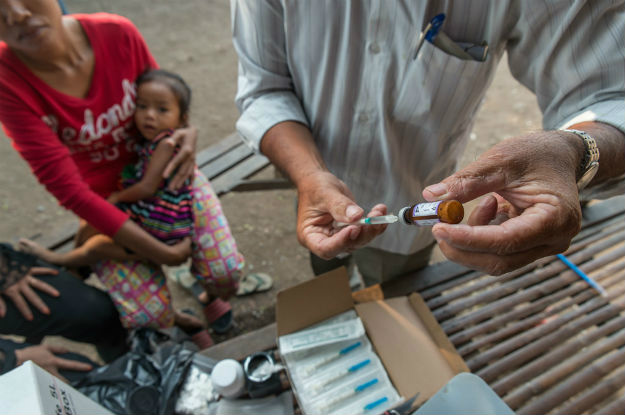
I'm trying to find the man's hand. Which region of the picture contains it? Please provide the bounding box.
[423,131,582,275]
[297,171,388,259]
[15,344,92,383]
[163,126,198,190]
[0,267,60,321]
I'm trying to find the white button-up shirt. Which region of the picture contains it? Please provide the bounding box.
[232,0,625,255]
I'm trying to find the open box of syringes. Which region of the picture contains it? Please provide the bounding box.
[275,267,469,414]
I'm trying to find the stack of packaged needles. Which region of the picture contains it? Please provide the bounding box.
[279,310,401,414]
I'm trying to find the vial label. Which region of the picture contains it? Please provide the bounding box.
[414,218,440,226]
[412,201,441,217]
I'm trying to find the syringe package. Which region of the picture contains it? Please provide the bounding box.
[279,310,401,414]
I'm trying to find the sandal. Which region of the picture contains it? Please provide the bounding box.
[177,309,214,350]
[236,272,273,296]
[203,298,233,334]
[189,329,214,350]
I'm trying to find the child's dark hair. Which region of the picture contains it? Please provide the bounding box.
[135,68,192,118]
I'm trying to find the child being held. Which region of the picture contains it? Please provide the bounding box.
[20,69,245,344]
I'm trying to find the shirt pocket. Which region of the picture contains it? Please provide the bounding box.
[392,41,495,130]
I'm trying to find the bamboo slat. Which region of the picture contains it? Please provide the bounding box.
[424,198,625,414]
[555,366,625,415]
[502,326,625,407]
[518,351,625,414]
[595,393,625,415]
[475,291,625,380]
[457,265,625,356]
[427,222,625,311]
[440,241,625,334]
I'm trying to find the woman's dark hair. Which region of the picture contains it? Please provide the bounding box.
[135,68,192,118]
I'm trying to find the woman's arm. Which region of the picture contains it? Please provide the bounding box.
[109,140,175,204]
[1,104,189,265]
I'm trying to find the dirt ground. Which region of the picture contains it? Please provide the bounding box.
[0,0,542,360]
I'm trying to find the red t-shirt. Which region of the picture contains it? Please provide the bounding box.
[0,13,158,236]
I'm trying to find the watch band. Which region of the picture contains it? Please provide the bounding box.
[562,129,600,190]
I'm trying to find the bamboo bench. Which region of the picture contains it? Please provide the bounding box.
[40,133,292,251]
[202,196,625,414]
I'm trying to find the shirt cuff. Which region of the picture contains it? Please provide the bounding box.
[557,99,625,134]
[235,91,310,152]
[76,197,129,237]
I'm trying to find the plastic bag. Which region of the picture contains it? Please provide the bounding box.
[75,328,195,414]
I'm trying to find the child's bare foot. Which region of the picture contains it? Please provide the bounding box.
[18,239,60,264]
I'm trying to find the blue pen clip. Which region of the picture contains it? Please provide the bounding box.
[413,13,445,60]
[425,13,445,42]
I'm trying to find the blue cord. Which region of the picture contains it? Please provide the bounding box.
[556,254,608,297]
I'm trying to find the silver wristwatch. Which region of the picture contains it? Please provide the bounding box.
[563,129,600,191]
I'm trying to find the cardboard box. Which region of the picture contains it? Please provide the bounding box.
[0,360,112,415]
[276,267,468,410]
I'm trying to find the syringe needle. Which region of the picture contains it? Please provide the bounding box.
[334,215,398,228]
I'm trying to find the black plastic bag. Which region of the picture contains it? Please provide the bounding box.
[75,328,195,414]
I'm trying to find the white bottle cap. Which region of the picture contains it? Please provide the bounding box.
[211,359,246,398]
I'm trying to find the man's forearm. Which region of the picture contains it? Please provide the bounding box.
[260,121,328,188]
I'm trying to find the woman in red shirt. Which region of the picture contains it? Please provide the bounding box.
[0,1,242,340]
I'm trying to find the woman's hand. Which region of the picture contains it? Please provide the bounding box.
[15,344,92,383]
[161,237,193,266]
[0,267,60,320]
[163,126,198,190]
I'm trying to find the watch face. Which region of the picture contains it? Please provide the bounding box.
[577,161,599,191]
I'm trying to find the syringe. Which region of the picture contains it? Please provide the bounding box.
[311,359,371,391]
[334,215,398,228]
[303,341,362,375]
[318,378,379,412]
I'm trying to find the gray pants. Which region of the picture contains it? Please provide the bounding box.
[310,243,435,287]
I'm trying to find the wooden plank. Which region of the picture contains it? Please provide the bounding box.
[196,132,245,167]
[28,221,77,251]
[230,178,294,192]
[209,154,271,196]
[581,195,625,227]
[381,260,472,298]
[199,322,277,361]
[201,143,254,180]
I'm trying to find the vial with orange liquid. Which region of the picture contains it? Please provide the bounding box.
[399,200,464,226]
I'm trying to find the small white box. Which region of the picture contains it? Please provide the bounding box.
[0,360,112,415]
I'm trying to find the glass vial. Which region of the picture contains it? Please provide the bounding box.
[399,200,464,226]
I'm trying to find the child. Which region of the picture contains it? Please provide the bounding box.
[20,69,244,340]
[21,69,194,264]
